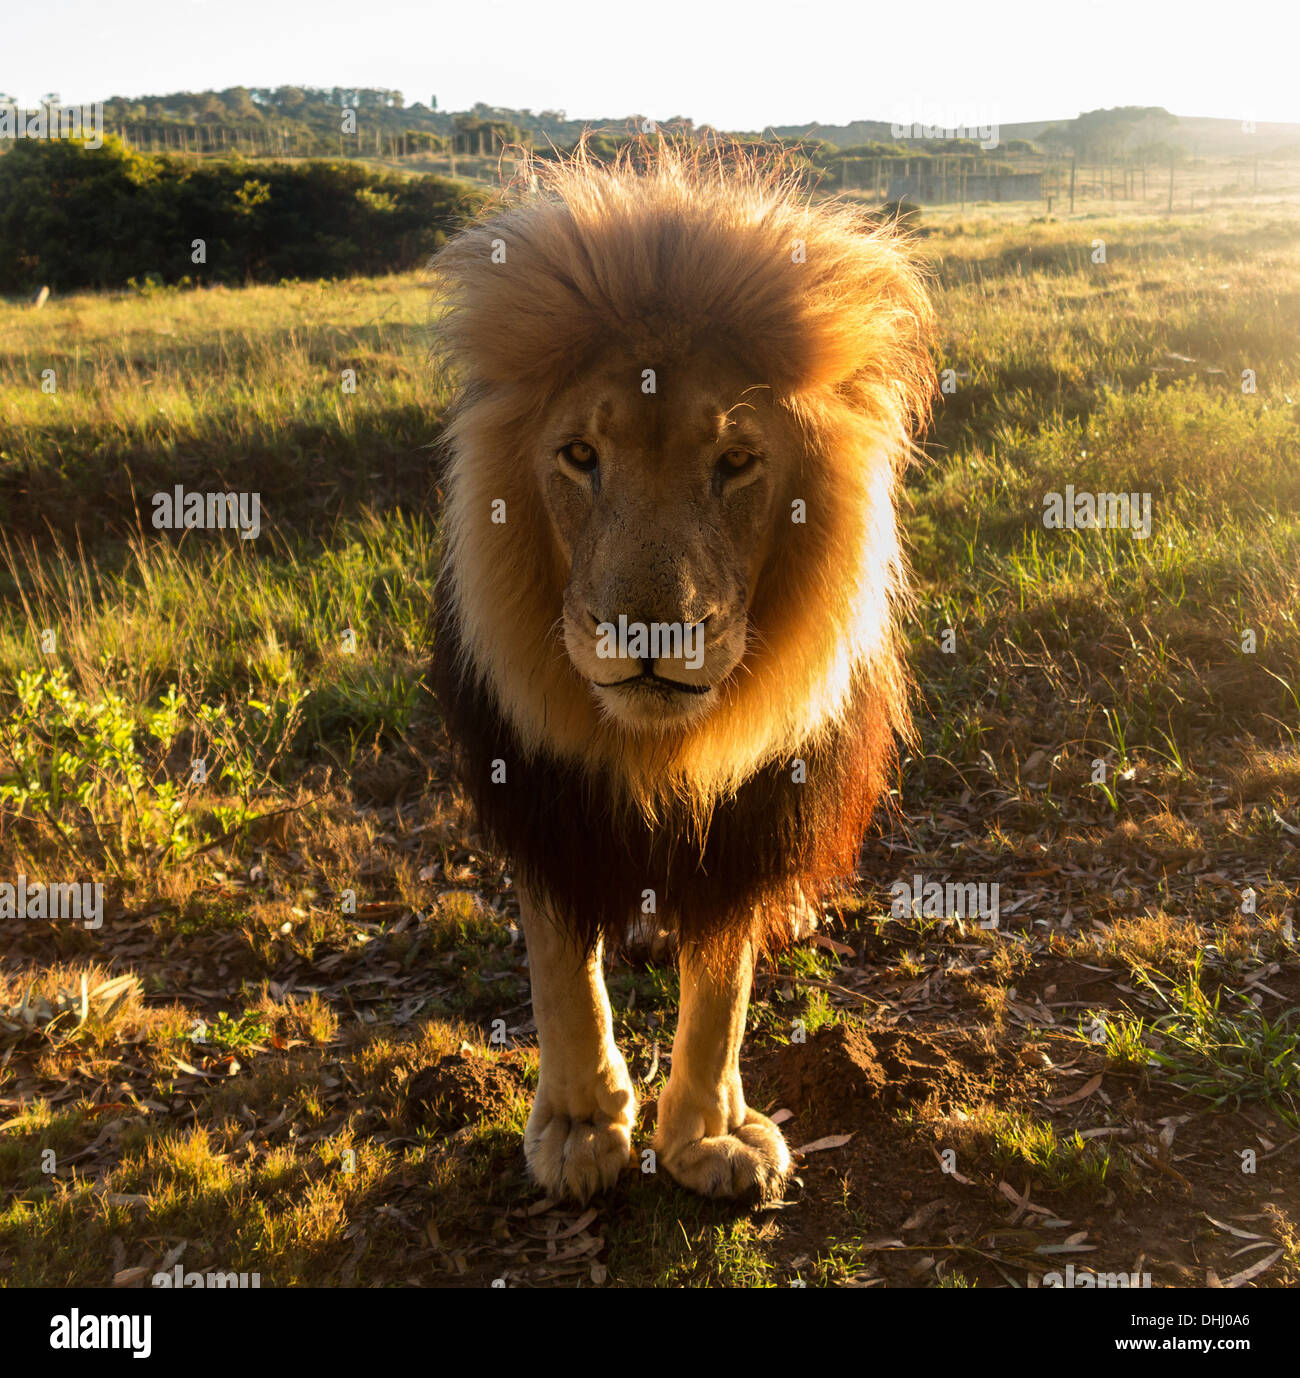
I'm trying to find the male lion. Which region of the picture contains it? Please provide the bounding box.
[431,145,933,1203]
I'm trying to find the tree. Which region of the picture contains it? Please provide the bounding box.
[279,86,308,116]
[1042,107,1177,160]
[220,87,259,120]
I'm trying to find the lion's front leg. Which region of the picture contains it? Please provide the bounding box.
[654,937,791,1202]
[518,884,637,1202]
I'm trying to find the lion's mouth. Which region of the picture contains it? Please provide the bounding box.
[590,671,713,697]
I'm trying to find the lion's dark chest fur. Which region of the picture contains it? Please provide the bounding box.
[431,575,891,952]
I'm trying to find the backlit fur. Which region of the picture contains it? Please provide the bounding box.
[431,142,934,956]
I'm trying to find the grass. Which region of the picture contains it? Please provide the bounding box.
[1,173,1299,1287]
[0,272,446,546]
[937,1101,1124,1197]
[1089,955,1300,1126]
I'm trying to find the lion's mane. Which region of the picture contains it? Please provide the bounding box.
[430,142,934,954]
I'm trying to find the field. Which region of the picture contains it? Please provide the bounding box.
[1,180,1299,1288]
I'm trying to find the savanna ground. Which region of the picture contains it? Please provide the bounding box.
[1,168,1298,1289]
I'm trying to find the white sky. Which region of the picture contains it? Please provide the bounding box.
[4,0,1298,127]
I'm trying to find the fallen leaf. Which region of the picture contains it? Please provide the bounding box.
[857,1236,905,1252]
[1222,1249,1283,1288]
[552,1208,598,1239]
[1048,1072,1104,1107]
[795,1133,853,1154]
[810,934,856,957]
[901,1200,946,1232]
[931,1147,973,1184]
[1204,1214,1269,1242]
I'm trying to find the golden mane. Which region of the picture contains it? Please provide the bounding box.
[431,140,934,828]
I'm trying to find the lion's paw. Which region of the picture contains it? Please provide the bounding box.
[658,1109,792,1203]
[524,1090,636,1203]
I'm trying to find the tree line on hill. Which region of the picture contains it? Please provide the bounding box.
[1,86,1062,164]
[3,90,1284,164]
[0,116,1039,296]
[3,97,1238,295]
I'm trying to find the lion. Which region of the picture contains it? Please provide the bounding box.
[430,143,934,1204]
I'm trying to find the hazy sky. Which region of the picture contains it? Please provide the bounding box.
[5,0,1298,127]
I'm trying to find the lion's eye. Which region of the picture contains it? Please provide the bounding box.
[717,449,758,478]
[559,441,599,473]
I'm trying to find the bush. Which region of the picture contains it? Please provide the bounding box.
[877,197,922,227]
[0,137,487,293]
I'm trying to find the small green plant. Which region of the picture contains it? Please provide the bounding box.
[949,1103,1120,1196]
[1079,1009,1153,1069]
[0,668,306,878]
[799,987,839,1036]
[192,1009,271,1054]
[992,1112,1115,1193]
[1132,955,1300,1125]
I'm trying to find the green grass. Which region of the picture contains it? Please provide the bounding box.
[0,272,447,546]
[2,183,1299,1287]
[1087,955,1300,1126]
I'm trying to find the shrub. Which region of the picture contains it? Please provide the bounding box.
[0,137,487,292]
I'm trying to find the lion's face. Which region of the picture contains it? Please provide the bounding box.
[533,355,795,731]
[435,150,934,801]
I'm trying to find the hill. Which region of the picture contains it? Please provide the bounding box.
[7,89,1297,160]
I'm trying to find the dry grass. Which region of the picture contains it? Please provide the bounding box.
[1,181,1298,1287]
